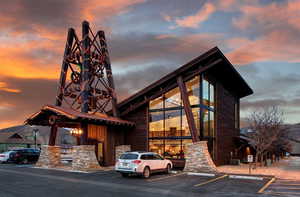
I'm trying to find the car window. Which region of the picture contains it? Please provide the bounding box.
[141,154,154,160]
[153,154,163,160]
[120,153,138,160]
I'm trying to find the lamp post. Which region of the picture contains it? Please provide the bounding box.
[33,128,39,149]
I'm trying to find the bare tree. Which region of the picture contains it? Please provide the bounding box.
[247,106,284,167]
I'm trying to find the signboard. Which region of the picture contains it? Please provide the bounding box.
[247,155,254,163]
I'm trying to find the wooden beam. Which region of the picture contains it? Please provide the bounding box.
[56,28,75,106]
[81,20,91,113]
[98,31,119,117]
[119,59,222,116]
[177,76,199,143]
[48,124,58,146]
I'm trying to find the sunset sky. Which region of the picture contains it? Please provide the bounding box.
[0,0,300,129]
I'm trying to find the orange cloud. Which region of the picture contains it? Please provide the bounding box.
[175,3,216,28]
[0,82,21,93]
[80,0,145,22]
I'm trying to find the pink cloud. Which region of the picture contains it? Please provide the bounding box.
[227,30,300,65]
[175,3,216,28]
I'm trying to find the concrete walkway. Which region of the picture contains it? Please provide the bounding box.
[217,157,300,180]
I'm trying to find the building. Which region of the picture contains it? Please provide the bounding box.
[116,47,253,166]
[26,46,252,167]
[0,125,76,152]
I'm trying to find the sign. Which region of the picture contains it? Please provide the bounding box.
[247,155,254,163]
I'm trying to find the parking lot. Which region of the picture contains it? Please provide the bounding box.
[0,164,292,197]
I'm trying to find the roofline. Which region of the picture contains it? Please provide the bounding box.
[117,46,253,110]
[117,47,220,109]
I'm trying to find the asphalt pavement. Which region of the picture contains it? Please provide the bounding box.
[0,164,294,197]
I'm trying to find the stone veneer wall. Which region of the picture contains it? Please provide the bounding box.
[184,141,218,173]
[72,145,101,171]
[36,145,61,168]
[115,145,131,162]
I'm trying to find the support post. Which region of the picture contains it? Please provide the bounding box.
[81,20,91,113]
[80,123,88,145]
[48,125,58,146]
[56,28,75,106]
[98,31,119,117]
[177,76,199,142]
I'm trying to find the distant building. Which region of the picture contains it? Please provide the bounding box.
[0,125,76,152]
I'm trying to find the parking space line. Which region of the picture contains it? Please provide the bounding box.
[194,174,228,187]
[258,177,276,193]
[147,173,185,182]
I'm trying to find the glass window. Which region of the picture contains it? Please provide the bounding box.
[209,111,215,137]
[192,107,201,136]
[148,74,216,161]
[203,109,209,137]
[149,96,163,110]
[209,84,214,108]
[149,139,164,155]
[182,139,193,158]
[185,76,200,105]
[164,139,182,159]
[165,109,181,137]
[203,79,209,106]
[181,112,191,137]
[165,87,181,108]
[120,153,138,160]
[149,111,164,138]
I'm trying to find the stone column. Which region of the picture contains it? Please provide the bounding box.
[115,145,131,162]
[72,145,101,171]
[184,141,218,173]
[36,145,61,168]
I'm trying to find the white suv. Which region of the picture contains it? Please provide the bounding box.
[115,152,172,178]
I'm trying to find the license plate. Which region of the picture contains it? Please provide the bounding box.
[122,162,128,167]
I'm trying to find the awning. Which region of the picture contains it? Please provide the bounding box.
[25,105,135,127]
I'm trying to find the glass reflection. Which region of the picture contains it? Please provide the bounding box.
[185,76,200,105]
[165,87,181,108]
[149,96,163,110]
[165,110,181,137]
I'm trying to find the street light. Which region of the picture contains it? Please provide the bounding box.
[33,128,39,149]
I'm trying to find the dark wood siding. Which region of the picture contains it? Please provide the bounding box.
[215,81,239,165]
[122,105,148,151]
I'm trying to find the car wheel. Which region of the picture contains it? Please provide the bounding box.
[166,164,171,174]
[143,167,151,179]
[121,173,129,178]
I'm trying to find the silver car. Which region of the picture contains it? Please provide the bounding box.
[0,151,15,163]
[115,152,173,178]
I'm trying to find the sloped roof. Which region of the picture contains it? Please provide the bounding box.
[116,47,253,115]
[26,105,135,127]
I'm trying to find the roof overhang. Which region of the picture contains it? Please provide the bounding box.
[25,105,135,128]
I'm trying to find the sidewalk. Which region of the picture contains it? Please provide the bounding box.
[217,156,300,180]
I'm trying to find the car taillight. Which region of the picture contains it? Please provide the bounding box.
[0,155,4,157]
[132,160,141,165]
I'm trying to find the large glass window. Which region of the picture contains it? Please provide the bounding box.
[148,74,215,160]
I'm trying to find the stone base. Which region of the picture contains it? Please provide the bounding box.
[36,145,61,168]
[115,145,131,162]
[72,145,101,171]
[183,141,218,173]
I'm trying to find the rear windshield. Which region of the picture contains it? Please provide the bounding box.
[120,154,138,160]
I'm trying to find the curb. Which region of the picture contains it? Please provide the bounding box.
[229,175,264,180]
[186,172,216,177]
